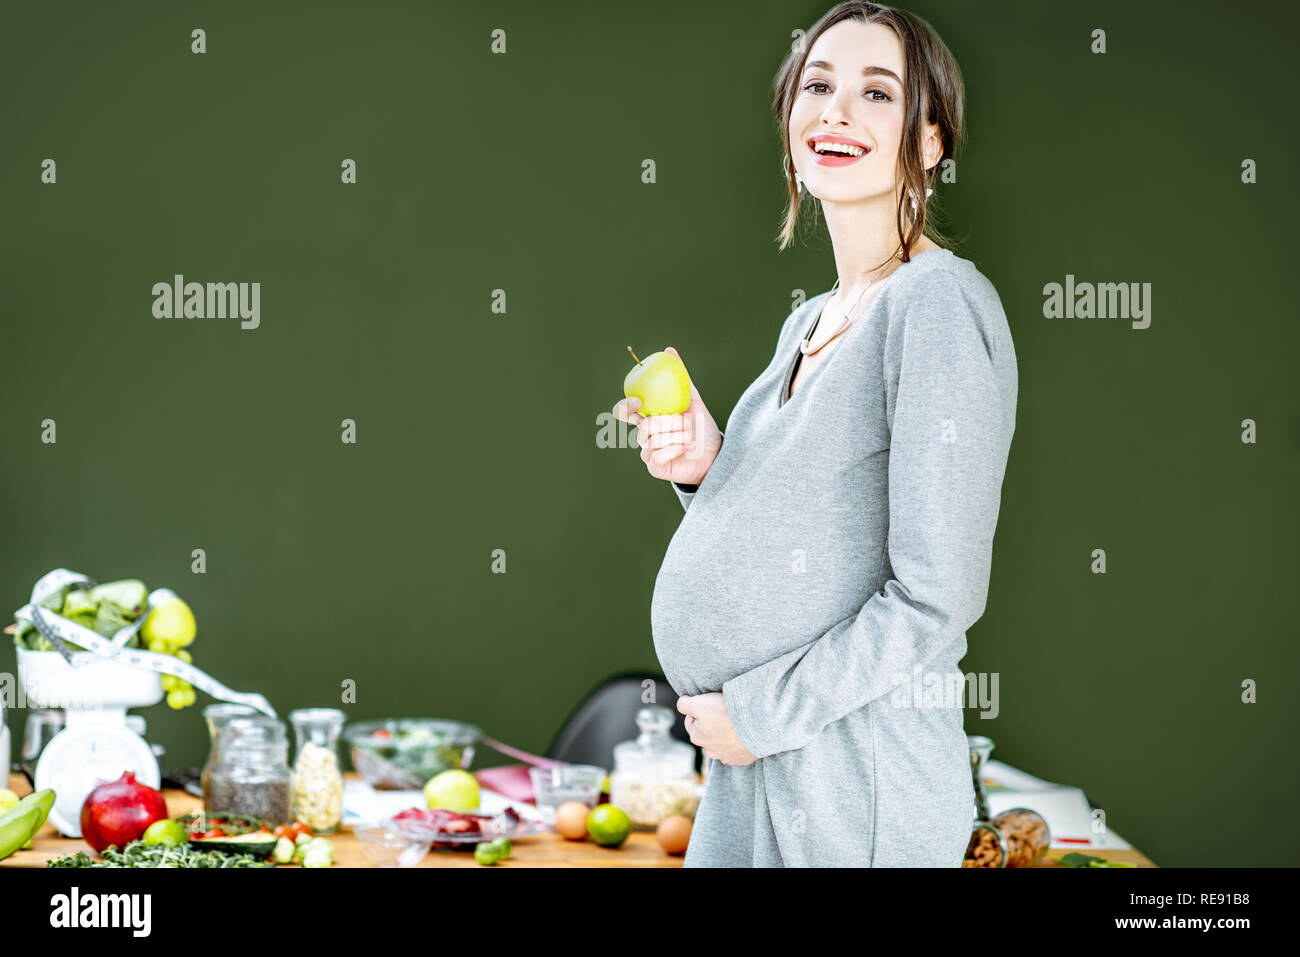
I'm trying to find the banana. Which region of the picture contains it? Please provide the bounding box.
[0,789,56,861]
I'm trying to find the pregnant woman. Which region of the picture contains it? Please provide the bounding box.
[612,3,1018,866]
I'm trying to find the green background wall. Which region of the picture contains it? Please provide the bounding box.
[2,0,1295,867]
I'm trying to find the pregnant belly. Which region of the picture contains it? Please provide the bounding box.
[650,496,884,696]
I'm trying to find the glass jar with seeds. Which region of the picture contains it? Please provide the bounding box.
[207,715,292,825]
[200,702,258,811]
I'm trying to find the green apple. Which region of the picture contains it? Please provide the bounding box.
[624,347,690,416]
[424,769,480,812]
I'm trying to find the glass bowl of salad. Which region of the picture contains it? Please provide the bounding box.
[343,718,483,790]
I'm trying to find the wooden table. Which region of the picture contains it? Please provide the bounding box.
[2,773,1154,868]
[2,772,681,868]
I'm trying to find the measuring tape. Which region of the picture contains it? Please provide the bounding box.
[15,568,276,718]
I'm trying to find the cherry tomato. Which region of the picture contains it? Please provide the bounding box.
[200,828,226,838]
[373,729,392,739]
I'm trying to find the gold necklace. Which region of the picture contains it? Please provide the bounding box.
[800,254,901,356]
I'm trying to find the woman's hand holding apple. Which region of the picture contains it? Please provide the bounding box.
[613,346,722,486]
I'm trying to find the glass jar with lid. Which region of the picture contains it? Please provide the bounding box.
[289,708,345,834]
[207,715,292,825]
[610,705,699,830]
[200,702,257,811]
[968,734,995,822]
[962,735,1051,867]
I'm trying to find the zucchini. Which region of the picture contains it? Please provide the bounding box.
[189,831,278,857]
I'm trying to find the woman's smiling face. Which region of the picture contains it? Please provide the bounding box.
[790,19,911,204]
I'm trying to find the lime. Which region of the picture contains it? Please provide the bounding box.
[587,804,632,847]
[490,837,512,860]
[142,598,196,649]
[424,769,479,812]
[142,819,187,847]
[474,842,500,866]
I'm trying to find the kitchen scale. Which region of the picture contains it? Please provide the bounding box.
[13,568,276,838]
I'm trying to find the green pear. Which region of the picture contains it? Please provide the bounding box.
[624,347,690,416]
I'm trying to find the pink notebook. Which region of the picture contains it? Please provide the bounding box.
[474,764,536,804]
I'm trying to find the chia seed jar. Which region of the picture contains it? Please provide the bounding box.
[207,715,292,825]
[200,702,258,811]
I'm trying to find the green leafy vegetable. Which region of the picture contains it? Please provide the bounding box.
[1053,851,1136,868]
[47,838,275,868]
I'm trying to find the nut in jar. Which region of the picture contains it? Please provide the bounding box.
[963,806,1051,868]
[990,807,1050,867]
[291,741,343,832]
[289,708,346,834]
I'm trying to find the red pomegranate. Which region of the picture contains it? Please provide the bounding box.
[80,771,169,853]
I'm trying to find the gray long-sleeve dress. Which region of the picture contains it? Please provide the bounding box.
[650,248,1018,867]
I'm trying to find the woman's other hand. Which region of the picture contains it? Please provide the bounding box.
[612,347,723,486]
[677,692,757,767]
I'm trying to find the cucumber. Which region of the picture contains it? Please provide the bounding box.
[188,831,278,857]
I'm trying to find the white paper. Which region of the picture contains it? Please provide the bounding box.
[341,778,546,826]
[980,761,1133,851]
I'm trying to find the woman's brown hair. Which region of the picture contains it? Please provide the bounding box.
[773,2,967,263]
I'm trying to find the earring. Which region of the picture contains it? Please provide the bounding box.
[796,172,803,194]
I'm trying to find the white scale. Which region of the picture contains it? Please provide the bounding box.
[14,568,276,837]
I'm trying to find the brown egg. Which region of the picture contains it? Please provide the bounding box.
[554,801,591,841]
[656,815,693,856]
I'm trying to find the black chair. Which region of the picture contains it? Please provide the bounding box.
[546,671,701,773]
